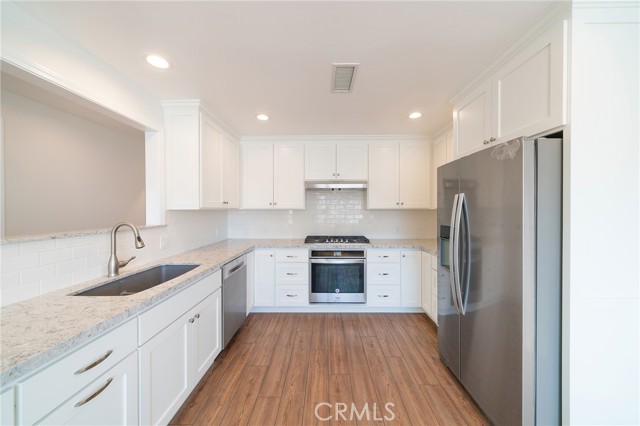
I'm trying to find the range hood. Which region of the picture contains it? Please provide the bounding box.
[305,180,367,190]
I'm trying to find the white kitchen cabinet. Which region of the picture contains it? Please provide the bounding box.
[452,19,566,159]
[246,251,255,314]
[367,249,401,307]
[164,101,239,209]
[400,250,422,307]
[1,388,14,426]
[274,249,309,307]
[36,351,138,426]
[241,142,305,209]
[19,319,138,426]
[139,288,222,426]
[254,249,276,306]
[305,142,368,180]
[421,252,438,323]
[367,285,401,307]
[430,127,453,208]
[368,141,431,209]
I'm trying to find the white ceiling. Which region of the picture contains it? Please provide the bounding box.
[14,1,558,136]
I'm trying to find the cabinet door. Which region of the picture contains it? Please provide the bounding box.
[139,311,190,426]
[254,250,275,306]
[38,351,138,426]
[165,109,200,209]
[1,388,14,426]
[223,137,240,208]
[336,143,368,180]
[191,288,222,384]
[453,80,492,159]
[273,143,305,209]
[368,142,399,209]
[201,116,224,208]
[421,252,433,316]
[399,141,430,209]
[492,19,566,143]
[400,251,422,307]
[241,144,274,209]
[305,143,336,180]
[431,135,448,208]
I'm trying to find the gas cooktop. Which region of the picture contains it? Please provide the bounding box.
[304,235,370,244]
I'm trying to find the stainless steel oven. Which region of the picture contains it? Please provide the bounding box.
[309,250,366,303]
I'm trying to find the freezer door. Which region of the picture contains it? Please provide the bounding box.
[437,160,461,378]
[457,139,529,426]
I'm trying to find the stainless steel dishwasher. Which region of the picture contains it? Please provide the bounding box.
[222,255,247,349]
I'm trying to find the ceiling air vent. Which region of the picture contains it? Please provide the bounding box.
[331,63,359,93]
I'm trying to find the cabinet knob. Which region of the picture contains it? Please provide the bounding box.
[401,202,404,206]
[490,137,496,142]
[274,202,277,206]
[195,313,200,319]
[483,139,489,145]
[189,318,195,323]
[402,254,406,257]
[269,202,272,205]
[337,173,340,176]
[396,202,400,206]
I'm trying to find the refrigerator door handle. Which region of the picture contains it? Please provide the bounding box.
[453,193,465,314]
[459,193,471,315]
[450,193,462,314]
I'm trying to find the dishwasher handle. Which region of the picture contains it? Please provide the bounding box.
[223,255,247,280]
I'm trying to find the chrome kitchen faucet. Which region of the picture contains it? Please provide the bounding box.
[107,222,146,277]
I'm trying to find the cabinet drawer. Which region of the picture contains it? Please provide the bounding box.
[276,285,309,306]
[36,351,138,426]
[367,285,401,307]
[19,319,137,426]
[367,250,401,263]
[138,270,220,345]
[367,263,400,285]
[275,263,309,285]
[275,249,309,263]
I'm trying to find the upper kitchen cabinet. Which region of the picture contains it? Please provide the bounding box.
[241,142,305,209]
[368,140,431,209]
[305,142,368,181]
[431,126,454,208]
[164,101,240,209]
[452,18,567,158]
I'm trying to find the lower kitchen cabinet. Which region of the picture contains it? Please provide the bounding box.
[400,250,422,307]
[276,285,309,306]
[1,388,14,426]
[421,253,438,323]
[254,249,275,306]
[367,285,401,307]
[36,351,138,426]
[139,288,221,425]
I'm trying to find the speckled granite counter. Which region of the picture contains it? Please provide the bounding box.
[0,238,436,384]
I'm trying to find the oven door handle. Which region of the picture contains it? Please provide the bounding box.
[309,259,366,264]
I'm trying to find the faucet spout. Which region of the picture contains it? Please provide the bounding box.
[107,222,146,277]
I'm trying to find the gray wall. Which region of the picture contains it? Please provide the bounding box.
[2,89,146,237]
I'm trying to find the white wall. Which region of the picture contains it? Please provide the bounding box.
[0,210,228,306]
[229,189,436,239]
[565,3,640,424]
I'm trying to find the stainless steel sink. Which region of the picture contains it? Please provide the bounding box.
[74,264,200,296]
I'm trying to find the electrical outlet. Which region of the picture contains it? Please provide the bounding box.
[160,236,170,249]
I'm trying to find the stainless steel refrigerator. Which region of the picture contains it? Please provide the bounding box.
[437,137,561,425]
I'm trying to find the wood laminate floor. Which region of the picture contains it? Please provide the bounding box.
[171,313,490,426]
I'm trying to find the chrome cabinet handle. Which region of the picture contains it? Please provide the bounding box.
[286,255,297,258]
[379,255,389,258]
[378,294,389,298]
[74,350,113,375]
[378,273,389,276]
[286,294,298,297]
[286,272,298,276]
[75,378,113,407]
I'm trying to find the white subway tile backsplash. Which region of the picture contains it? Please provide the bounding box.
[20,265,56,285]
[1,282,40,306]
[2,272,20,289]
[1,253,39,274]
[56,259,86,276]
[72,245,98,259]
[55,236,85,249]
[40,274,72,294]
[72,267,99,285]
[40,248,72,265]
[0,244,20,258]
[20,239,56,254]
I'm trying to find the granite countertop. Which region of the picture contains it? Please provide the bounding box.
[0,238,436,385]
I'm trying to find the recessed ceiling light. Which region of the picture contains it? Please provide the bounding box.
[256,114,270,121]
[145,54,170,69]
[409,112,422,119]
